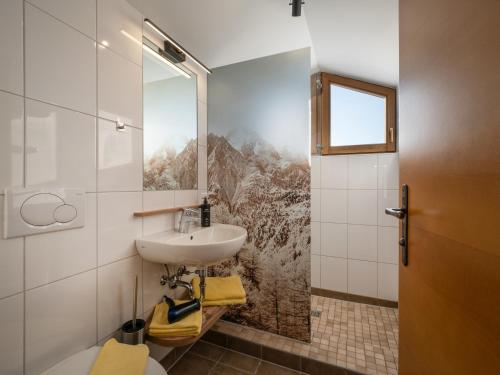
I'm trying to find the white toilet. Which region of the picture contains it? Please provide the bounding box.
[41,346,167,375]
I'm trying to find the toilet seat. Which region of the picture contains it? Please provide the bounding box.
[41,346,167,375]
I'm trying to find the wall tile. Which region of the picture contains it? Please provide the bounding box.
[320,223,347,258]
[98,256,142,340]
[198,145,207,189]
[320,155,347,189]
[98,192,142,266]
[378,263,398,301]
[174,190,199,207]
[25,4,96,115]
[378,189,399,227]
[378,226,399,264]
[312,153,399,299]
[311,188,321,222]
[320,189,347,223]
[25,193,97,289]
[27,0,97,39]
[198,101,208,146]
[348,224,377,261]
[0,91,24,191]
[143,191,175,236]
[0,199,23,299]
[311,222,320,255]
[321,257,347,292]
[310,156,321,189]
[348,154,378,189]
[143,191,175,211]
[26,270,97,375]
[348,259,377,298]
[142,214,175,236]
[0,0,23,95]
[26,99,97,192]
[142,260,168,312]
[311,255,321,288]
[378,153,399,189]
[98,46,142,127]
[98,119,142,192]
[347,190,377,225]
[97,0,143,66]
[0,293,24,375]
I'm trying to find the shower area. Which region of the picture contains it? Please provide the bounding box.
[191,43,400,375]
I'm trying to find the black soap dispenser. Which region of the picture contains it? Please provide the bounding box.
[201,197,210,227]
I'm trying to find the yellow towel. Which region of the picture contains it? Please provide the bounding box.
[192,276,247,306]
[89,338,149,375]
[148,300,202,337]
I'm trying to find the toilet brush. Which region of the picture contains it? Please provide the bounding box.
[121,275,146,345]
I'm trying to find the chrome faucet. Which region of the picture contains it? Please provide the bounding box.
[178,208,201,233]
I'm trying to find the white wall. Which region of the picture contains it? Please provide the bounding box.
[0,1,207,374]
[311,153,399,301]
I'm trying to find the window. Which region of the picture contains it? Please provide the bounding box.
[311,73,396,155]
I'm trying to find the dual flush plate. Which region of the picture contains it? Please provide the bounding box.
[3,188,86,239]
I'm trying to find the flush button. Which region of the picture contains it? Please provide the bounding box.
[21,193,64,226]
[54,204,77,223]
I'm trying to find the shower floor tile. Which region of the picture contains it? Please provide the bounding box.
[210,295,399,375]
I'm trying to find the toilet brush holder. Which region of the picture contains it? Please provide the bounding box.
[121,275,145,345]
[121,318,146,345]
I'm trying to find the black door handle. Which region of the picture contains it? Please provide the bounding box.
[385,184,409,266]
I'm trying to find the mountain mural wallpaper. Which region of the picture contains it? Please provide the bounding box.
[208,48,311,342]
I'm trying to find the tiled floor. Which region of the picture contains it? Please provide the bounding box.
[210,295,399,375]
[166,340,303,375]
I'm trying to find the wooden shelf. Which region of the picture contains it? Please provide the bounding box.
[134,204,200,218]
[145,305,228,347]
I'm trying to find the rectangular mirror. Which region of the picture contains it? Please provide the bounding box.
[143,39,198,190]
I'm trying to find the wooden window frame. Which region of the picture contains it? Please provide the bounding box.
[311,72,397,155]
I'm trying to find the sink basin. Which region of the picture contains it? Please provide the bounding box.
[136,224,247,266]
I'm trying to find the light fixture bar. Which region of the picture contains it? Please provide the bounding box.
[144,18,212,75]
[142,43,191,79]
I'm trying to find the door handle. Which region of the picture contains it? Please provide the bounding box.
[385,184,409,266]
[385,207,406,219]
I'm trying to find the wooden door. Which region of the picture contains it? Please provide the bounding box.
[398,0,500,374]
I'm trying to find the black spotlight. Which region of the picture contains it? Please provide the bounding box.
[290,0,304,17]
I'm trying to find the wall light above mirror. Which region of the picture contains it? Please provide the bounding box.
[143,36,198,191]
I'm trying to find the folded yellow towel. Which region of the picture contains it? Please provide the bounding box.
[148,300,202,337]
[90,338,149,375]
[192,276,247,306]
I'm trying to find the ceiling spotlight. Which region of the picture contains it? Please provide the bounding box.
[290,0,305,17]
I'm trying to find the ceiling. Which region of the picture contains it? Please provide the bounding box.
[128,0,398,86]
[306,0,399,86]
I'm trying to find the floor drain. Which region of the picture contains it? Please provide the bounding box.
[311,310,321,317]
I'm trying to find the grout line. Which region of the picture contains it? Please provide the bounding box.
[23,253,139,293]
[0,290,25,303]
[25,1,96,42]
[346,158,349,294]
[22,95,144,132]
[24,95,96,118]
[0,88,24,99]
[167,343,195,371]
[22,0,27,373]
[95,0,99,347]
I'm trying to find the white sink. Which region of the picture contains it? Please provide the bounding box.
[135,224,247,266]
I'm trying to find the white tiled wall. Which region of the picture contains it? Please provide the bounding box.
[0,1,208,373]
[311,153,400,302]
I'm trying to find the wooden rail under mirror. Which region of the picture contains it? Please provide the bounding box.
[134,204,201,218]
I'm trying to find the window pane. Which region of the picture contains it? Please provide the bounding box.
[330,84,386,146]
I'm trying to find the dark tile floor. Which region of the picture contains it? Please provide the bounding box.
[166,340,304,375]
